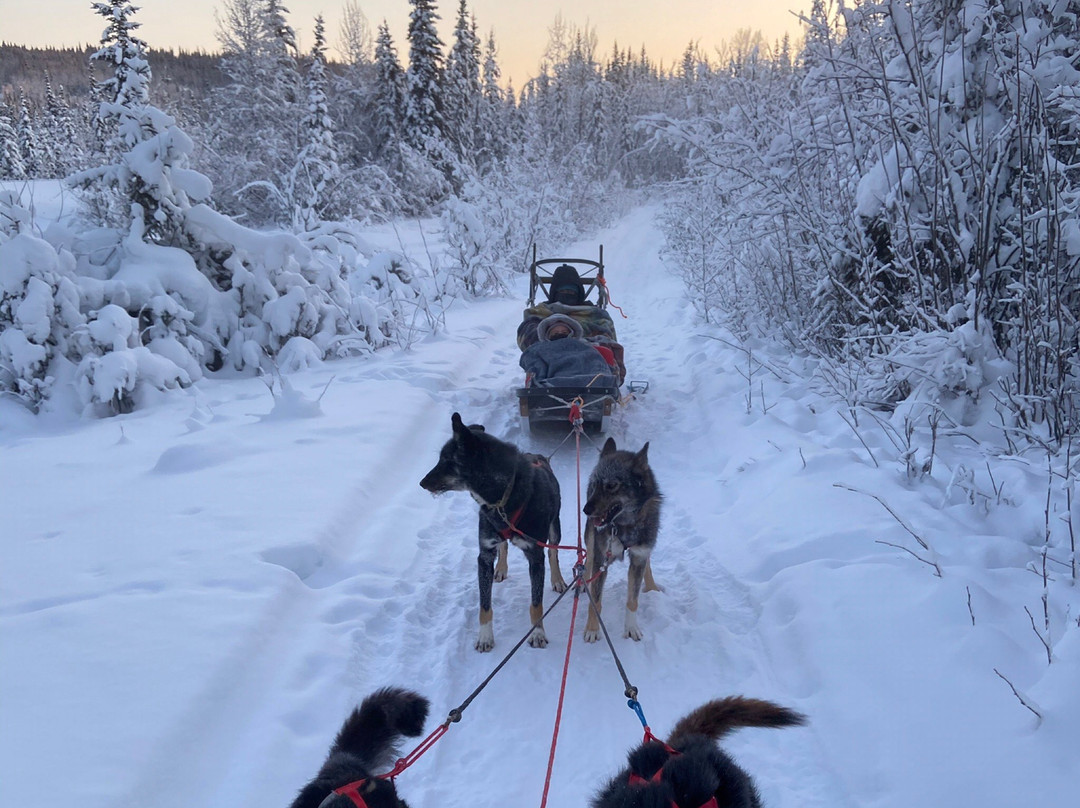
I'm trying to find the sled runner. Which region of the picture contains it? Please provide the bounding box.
[515,246,623,434]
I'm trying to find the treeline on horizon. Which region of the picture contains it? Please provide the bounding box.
[1,44,230,106]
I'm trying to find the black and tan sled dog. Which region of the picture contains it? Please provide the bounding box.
[420,412,567,651]
[288,687,430,808]
[583,438,662,642]
[591,696,806,808]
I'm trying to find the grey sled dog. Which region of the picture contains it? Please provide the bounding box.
[583,438,662,642]
[420,412,567,651]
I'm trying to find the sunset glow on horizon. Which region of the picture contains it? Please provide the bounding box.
[2,0,810,84]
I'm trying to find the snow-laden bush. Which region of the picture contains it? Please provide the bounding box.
[71,303,192,415]
[0,229,83,410]
[185,205,432,366]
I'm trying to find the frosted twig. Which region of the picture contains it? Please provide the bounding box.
[993,669,1043,723]
[875,540,941,577]
[836,411,879,468]
[835,483,942,576]
[1024,606,1053,665]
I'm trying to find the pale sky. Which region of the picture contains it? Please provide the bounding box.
[0,0,810,84]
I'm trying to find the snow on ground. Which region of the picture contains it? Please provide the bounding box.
[2,207,1077,808]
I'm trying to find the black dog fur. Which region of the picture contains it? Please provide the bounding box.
[420,412,567,651]
[592,697,806,808]
[288,688,429,808]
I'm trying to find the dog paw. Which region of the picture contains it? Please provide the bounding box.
[475,624,495,652]
[528,627,549,648]
[550,578,568,594]
[624,614,643,641]
[494,568,508,583]
[583,629,601,643]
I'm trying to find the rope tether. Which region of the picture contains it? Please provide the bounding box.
[598,276,628,319]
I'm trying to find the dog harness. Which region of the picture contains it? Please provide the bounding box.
[486,458,549,541]
[495,505,525,540]
[627,748,720,808]
[326,779,371,808]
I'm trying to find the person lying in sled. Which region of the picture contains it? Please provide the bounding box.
[519,313,620,389]
[516,264,618,349]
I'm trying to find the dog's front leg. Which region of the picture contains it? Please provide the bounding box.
[583,525,606,642]
[547,515,567,593]
[476,535,498,652]
[494,540,509,582]
[524,545,549,648]
[624,549,649,641]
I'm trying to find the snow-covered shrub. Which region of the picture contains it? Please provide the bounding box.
[184,205,430,366]
[350,249,434,348]
[72,303,192,415]
[0,231,83,410]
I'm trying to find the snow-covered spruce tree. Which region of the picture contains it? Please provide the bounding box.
[363,20,410,211]
[443,0,482,174]
[405,0,445,147]
[37,71,67,178]
[0,104,26,180]
[477,30,510,169]
[294,15,343,231]
[373,21,406,172]
[403,0,453,202]
[16,91,44,180]
[72,0,212,243]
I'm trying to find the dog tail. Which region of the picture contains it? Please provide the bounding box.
[332,687,430,772]
[667,696,805,747]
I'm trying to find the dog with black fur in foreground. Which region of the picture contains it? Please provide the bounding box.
[420,412,567,651]
[583,438,663,642]
[288,687,429,808]
[591,697,806,808]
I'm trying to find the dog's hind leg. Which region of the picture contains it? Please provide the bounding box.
[547,514,567,593]
[583,524,607,642]
[494,540,509,582]
[624,549,650,641]
[643,559,663,592]
[524,544,549,648]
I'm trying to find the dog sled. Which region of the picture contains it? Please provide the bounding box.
[515,246,625,434]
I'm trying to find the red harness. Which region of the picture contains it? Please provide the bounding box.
[627,746,720,808]
[331,779,371,808]
[496,505,526,540]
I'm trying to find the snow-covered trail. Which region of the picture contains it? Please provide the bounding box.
[239,206,848,808]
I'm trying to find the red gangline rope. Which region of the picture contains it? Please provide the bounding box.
[539,421,588,808]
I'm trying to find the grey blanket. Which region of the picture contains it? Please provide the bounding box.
[519,339,618,388]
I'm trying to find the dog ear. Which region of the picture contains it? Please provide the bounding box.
[451,412,468,437]
[634,442,650,468]
[601,437,618,456]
